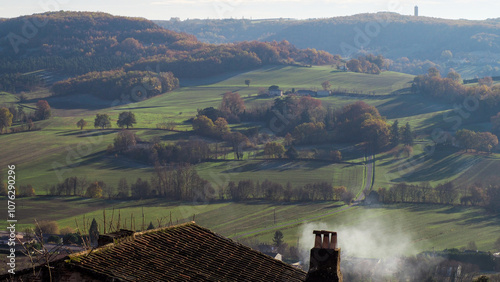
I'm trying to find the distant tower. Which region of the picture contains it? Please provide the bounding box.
[414,5,419,16]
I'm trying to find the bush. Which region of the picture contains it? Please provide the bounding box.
[63,233,81,245]
[47,235,61,244]
[36,220,59,236]
[60,227,75,235]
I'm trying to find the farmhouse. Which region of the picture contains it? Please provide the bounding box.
[268,85,283,97]
[1,222,342,281]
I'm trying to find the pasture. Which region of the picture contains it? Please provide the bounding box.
[3,196,500,257]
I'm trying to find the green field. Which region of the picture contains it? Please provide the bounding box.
[0,65,415,188]
[1,65,500,258]
[4,197,500,257]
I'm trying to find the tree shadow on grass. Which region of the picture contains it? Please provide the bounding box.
[457,209,500,228]
[112,105,164,110]
[160,131,192,142]
[56,129,118,137]
[221,160,332,174]
[377,94,451,120]
[391,150,464,183]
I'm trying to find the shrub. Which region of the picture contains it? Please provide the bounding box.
[47,235,61,244]
[36,220,59,236]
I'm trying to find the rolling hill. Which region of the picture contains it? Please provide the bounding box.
[156,13,500,77]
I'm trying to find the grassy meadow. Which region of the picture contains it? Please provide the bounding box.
[3,196,500,256]
[1,65,500,256]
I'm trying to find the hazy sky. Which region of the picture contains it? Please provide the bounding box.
[1,0,499,21]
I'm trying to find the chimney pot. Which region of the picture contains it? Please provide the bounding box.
[322,232,329,249]
[330,232,337,249]
[314,233,322,248]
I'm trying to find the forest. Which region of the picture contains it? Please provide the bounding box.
[0,11,339,83]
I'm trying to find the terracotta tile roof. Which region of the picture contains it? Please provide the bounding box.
[67,222,306,281]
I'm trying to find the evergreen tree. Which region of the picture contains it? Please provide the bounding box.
[402,122,414,146]
[390,120,400,147]
[89,218,99,246]
[147,221,155,230]
[272,230,284,247]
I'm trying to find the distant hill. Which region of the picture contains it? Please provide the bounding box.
[0,11,339,93]
[156,13,500,77]
[0,11,195,74]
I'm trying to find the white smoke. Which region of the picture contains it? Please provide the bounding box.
[298,212,419,276]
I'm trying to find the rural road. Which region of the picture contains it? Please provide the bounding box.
[354,154,373,204]
[231,153,375,239]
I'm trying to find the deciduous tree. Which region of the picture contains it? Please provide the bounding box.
[35,100,51,120]
[76,119,88,130]
[114,130,137,152]
[192,115,215,137]
[94,113,112,129]
[264,142,285,158]
[36,220,59,236]
[0,107,13,133]
[86,182,103,198]
[214,117,230,137]
[321,80,331,90]
[117,111,137,129]
[220,92,245,118]
[361,118,391,150]
[330,150,342,162]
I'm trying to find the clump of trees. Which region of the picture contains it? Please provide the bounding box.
[0,73,44,93]
[52,70,179,100]
[455,129,498,154]
[264,142,285,158]
[337,101,392,150]
[1,101,50,134]
[413,69,500,121]
[113,130,137,153]
[346,54,388,74]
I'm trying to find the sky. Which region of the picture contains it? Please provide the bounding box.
[0,0,499,21]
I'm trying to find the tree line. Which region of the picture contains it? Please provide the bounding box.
[0,73,44,93]
[17,171,355,204]
[52,70,179,100]
[346,54,388,74]
[377,181,500,213]
[0,100,51,133]
[1,11,340,84]
[412,68,500,123]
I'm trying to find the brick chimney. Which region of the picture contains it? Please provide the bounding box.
[305,230,342,282]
